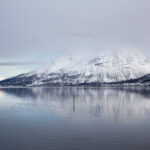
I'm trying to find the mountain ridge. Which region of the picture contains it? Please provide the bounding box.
[0,50,150,86]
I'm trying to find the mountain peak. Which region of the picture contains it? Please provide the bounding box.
[0,50,150,86]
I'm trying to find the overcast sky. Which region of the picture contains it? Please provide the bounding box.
[0,0,150,79]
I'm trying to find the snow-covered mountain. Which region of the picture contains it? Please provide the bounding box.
[0,50,150,86]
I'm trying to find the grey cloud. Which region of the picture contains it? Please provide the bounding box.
[0,61,41,66]
[0,0,150,61]
[62,30,96,39]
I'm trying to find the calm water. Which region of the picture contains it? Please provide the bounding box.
[0,87,150,150]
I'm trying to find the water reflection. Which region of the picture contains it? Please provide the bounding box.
[1,87,150,125]
[73,96,75,113]
[0,91,4,99]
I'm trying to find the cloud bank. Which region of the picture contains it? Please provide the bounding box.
[0,0,150,61]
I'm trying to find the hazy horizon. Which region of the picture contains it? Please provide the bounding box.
[1,0,150,79]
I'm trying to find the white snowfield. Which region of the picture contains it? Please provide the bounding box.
[18,49,150,86]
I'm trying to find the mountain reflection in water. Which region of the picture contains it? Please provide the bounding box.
[1,87,150,125]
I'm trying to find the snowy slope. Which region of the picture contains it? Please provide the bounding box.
[0,50,150,86]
